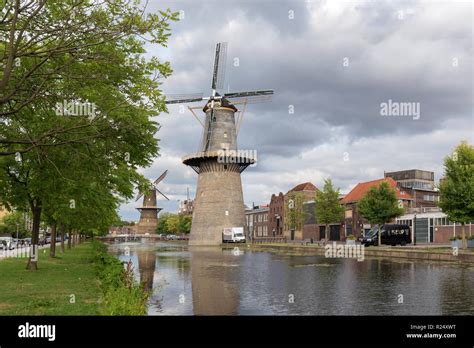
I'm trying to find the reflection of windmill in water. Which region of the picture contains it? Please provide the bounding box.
[135,170,169,235]
[165,42,274,245]
[136,248,157,292]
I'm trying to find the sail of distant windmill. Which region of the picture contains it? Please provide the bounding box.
[135,170,170,234]
[165,42,274,245]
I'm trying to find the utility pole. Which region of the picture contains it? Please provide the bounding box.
[413,214,417,246]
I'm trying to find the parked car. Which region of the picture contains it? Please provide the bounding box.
[0,238,15,250]
[361,224,411,246]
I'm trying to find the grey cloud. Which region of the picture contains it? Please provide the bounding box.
[119,0,472,220]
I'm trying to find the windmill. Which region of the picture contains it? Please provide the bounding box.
[135,170,169,235]
[165,42,273,245]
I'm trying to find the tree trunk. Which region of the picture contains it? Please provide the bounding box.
[378,223,382,247]
[50,223,57,258]
[67,228,72,249]
[26,204,42,270]
[71,230,76,247]
[60,223,65,253]
[462,223,466,249]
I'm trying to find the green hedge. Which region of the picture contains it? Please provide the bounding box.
[92,241,149,315]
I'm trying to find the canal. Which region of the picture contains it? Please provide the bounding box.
[107,241,474,315]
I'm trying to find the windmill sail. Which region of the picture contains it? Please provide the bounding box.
[211,42,228,91]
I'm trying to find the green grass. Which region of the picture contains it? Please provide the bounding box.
[0,242,103,315]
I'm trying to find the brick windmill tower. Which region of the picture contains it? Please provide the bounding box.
[135,170,169,234]
[166,43,273,245]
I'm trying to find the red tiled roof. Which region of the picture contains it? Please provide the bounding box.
[341,177,412,204]
[288,182,318,193]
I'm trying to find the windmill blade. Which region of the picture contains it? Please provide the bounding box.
[225,94,273,105]
[211,42,228,90]
[153,186,170,200]
[224,89,274,99]
[135,192,144,202]
[153,170,168,186]
[165,93,204,104]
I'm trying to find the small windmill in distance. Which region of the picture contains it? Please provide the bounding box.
[135,170,169,235]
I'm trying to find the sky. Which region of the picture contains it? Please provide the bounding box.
[119,0,473,221]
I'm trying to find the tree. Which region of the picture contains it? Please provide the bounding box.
[178,214,192,234]
[438,141,474,249]
[284,192,307,239]
[0,0,176,125]
[0,210,29,237]
[0,1,177,269]
[358,182,404,246]
[156,213,171,234]
[314,178,344,240]
[165,214,180,234]
[156,213,192,235]
[1,1,177,156]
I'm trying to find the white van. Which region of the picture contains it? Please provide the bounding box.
[222,227,246,243]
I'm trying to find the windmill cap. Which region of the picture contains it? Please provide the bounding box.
[203,98,238,113]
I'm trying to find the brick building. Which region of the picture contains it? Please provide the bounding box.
[396,208,473,244]
[283,182,318,240]
[302,200,345,241]
[245,205,269,239]
[269,193,284,236]
[179,199,194,215]
[384,169,439,208]
[341,177,413,237]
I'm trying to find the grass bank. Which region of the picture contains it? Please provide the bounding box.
[0,241,149,315]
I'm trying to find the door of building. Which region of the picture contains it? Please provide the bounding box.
[330,225,340,241]
[319,226,326,240]
[414,218,429,244]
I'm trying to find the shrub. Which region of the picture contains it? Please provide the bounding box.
[92,241,149,315]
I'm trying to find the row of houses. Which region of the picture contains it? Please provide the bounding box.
[245,169,472,244]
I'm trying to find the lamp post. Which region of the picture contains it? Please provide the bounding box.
[177,200,181,236]
[413,213,417,246]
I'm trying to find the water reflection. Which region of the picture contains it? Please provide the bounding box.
[136,248,156,292]
[108,242,474,315]
[190,247,240,315]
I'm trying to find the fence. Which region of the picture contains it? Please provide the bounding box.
[251,237,287,244]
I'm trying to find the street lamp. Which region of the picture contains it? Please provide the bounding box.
[413,213,417,246]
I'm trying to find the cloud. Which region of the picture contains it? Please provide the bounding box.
[119,0,472,220]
